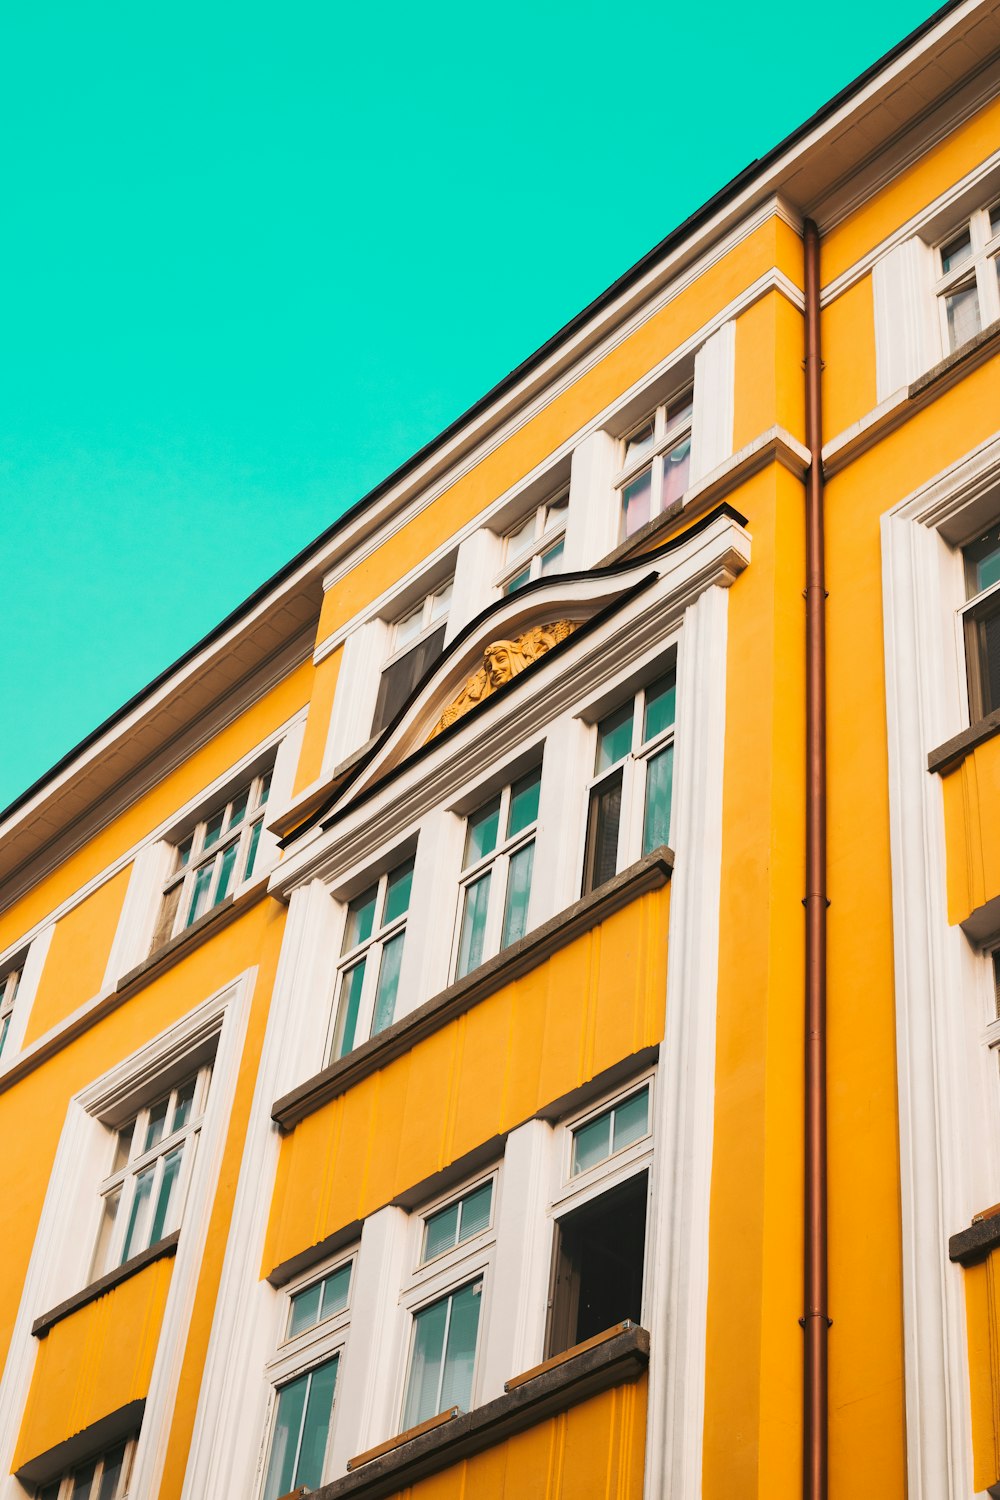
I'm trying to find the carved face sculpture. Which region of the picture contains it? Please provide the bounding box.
[483,641,516,688]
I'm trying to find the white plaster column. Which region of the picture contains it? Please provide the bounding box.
[564,429,620,569]
[323,618,391,775]
[691,319,736,485]
[873,236,939,399]
[529,716,591,927]
[446,528,503,644]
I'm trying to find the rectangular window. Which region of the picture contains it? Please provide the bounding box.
[936,203,1000,354]
[371,581,453,735]
[153,768,273,950]
[91,1067,211,1279]
[401,1279,484,1429]
[962,525,1000,722]
[496,492,569,595]
[571,1085,650,1175]
[546,1172,648,1358]
[262,1356,340,1500]
[455,767,541,980]
[615,393,692,541]
[0,962,22,1059]
[582,669,675,894]
[36,1440,134,1500]
[286,1262,352,1341]
[330,858,414,1060]
[421,1179,494,1265]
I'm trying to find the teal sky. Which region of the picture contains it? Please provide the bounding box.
[3,0,940,810]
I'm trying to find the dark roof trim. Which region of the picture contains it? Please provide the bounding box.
[2,0,964,825]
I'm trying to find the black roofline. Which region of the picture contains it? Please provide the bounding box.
[1,0,965,826]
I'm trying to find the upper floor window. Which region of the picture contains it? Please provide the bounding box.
[36,1440,135,1500]
[962,525,1000,722]
[153,769,273,949]
[616,393,692,541]
[0,962,21,1059]
[371,581,453,736]
[329,858,414,1060]
[936,203,1000,353]
[90,1066,211,1279]
[497,493,568,595]
[455,766,541,980]
[582,668,675,894]
[261,1252,354,1500]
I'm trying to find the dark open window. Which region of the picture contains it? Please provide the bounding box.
[964,526,1000,722]
[371,623,447,736]
[546,1172,647,1358]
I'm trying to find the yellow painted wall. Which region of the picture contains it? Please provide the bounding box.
[14,1257,173,1469]
[964,1252,1000,1493]
[293,650,342,793]
[264,884,669,1274]
[821,274,877,440]
[733,290,806,452]
[24,865,132,1045]
[941,735,1000,928]
[370,1378,647,1500]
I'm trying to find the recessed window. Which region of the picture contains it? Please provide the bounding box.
[286,1262,352,1340]
[0,962,21,1059]
[402,1278,484,1429]
[421,1180,494,1265]
[571,1086,650,1175]
[616,393,692,541]
[262,1356,340,1500]
[935,204,1000,353]
[372,581,453,735]
[547,1173,647,1358]
[153,769,273,949]
[455,766,541,979]
[36,1440,135,1500]
[330,858,414,1060]
[497,493,568,595]
[583,669,675,894]
[962,526,1000,722]
[91,1067,211,1279]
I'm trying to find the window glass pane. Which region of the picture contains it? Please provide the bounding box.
[613,1087,650,1151]
[0,1012,9,1058]
[214,839,239,903]
[172,1077,196,1131]
[296,1356,339,1490]
[439,1280,483,1413]
[144,1096,169,1153]
[539,537,564,575]
[572,1109,613,1173]
[429,580,453,621]
[226,787,249,830]
[96,1444,127,1500]
[333,959,367,1059]
[464,798,501,867]
[243,817,264,880]
[187,862,215,926]
[945,282,981,350]
[584,772,623,894]
[666,394,693,427]
[642,745,674,855]
[979,608,1000,717]
[643,672,676,742]
[661,434,691,507]
[383,860,414,923]
[112,1124,134,1173]
[595,703,633,772]
[69,1462,97,1500]
[501,842,534,949]
[941,229,973,272]
[624,421,655,466]
[622,468,652,538]
[966,526,1000,596]
[176,835,193,869]
[149,1145,184,1243]
[544,493,569,525]
[288,1280,324,1339]
[507,769,541,837]
[423,1201,460,1262]
[505,513,537,561]
[343,887,378,952]
[92,1186,121,1277]
[456,872,492,979]
[394,602,425,649]
[203,808,225,850]
[403,1294,449,1428]
[121,1165,155,1261]
[372,622,448,736]
[257,769,273,807]
[320,1263,352,1319]
[263,1373,308,1500]
[371,931,405,1036]
[38,1482,61,1500]
[458,1181,493,1239]
[503,565,532,596]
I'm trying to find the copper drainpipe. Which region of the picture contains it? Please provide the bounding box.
[802,216,829,1500]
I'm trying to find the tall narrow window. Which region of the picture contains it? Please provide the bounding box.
[330,858,414,1060]
[455,766,541,980]
[547,1173,648,1358]
[372,581,453,734]
[582,669,676,894]
[262,1357,340,1500]
[962,525,1000,722]
[91,1066,211,1279]
[935,203,1000,354]
[153,768,273,949]
[497,492,569,595]
[615,393,692,541]
[36,1440,135,1500]
[402,1279,484,1429]
[0,962,22,1059]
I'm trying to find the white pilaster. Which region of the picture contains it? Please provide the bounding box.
[1,923,54,1063]
[446,528,503,644]
[873,236,939,400]
[394,807,464,1019]
[529,716,590,927]
[102,841,174,987]
[564,429,620,569]
[323,619,391,775]
[691,320,736,486]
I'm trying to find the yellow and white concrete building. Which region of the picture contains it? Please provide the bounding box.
[7,4,1000,1496]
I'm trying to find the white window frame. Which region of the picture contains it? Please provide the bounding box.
[256,1250,356,1500]
[614,391,693,542]
[451,765,542,981]
[382,581,453,674]
[155,767,274,946]
[0,960,23,1059]
[495,491,569,596]
[934,202,1000,355]
[327,856,415,1062]
[35,1438,137,1500]
[394,1171,499,1432]
[580,665,677,893]
[90,1065,212,1280]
